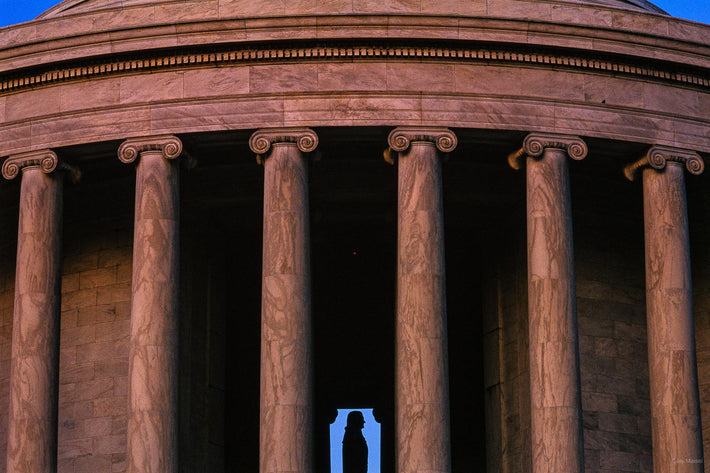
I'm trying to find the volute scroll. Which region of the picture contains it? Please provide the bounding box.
[384,127,458,165]
[2,149,79,181]
[624,145,704,181]
[118,135,183,164]
[508,133,588,170]
[249,128,319,165]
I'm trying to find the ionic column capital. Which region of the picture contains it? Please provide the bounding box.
[2,149,79,181]
[118,135,183,164]
[249,127,318,164]
[508,133,588,170]
[385,127,457,164]
[624,145,704,181]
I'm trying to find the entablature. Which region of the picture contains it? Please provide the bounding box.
[1,38,709,96]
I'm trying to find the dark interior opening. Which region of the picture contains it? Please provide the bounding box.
[311,131,397,472]
[173,127,501,472]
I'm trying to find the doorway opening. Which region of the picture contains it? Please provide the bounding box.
[330,408,381,473]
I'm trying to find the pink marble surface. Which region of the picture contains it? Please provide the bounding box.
[254,131,314,473]
[392,128,455,473]
[642,158,703,472]
[119,137,181,473]
[523,136,586,473]
[0,1,706,471]
[3,0,707,52]
[0,2,707,160]
[0,62,707,158]
[6,160,64,473]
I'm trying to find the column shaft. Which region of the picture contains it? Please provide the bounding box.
[126,150,180,473]
[643,164,703,471]
[260,142,313,473]
[7,168,62,473]
[526,148,583,473]
[396,141,451,473]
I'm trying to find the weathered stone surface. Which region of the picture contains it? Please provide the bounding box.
[485,226,532,473]
[3,152,65,473]
[119,136,182,473]
[642,162,703,472]
[0,1,707,472]
[252,129,315,473]
[0,1,709,159]
[391,127,456,473]
[517,134,586,473]
[54,223,133,473]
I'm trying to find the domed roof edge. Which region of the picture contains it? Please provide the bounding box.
[37,0,92,19]
[36,0,669,20]
[614,0,667,14]
[37,0,153,19]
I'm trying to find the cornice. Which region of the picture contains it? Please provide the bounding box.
[118,135,183,163]
[1,40,709,96]
[508,133,588,170]
[624,145,705,181]
[1,149,79,180]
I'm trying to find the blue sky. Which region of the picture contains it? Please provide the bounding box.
[0,0,710,27]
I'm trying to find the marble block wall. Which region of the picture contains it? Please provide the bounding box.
[576,266,651,472]
[57,221,132,473]
[690,183,710,473]
[0,241,14,471]
[178,227,229,473]
[0,216,132,473]
[0,164,244,473]
[487,175,653,473]
[694,252,710,473]
[574,211,651,473]
[485,211,533,473]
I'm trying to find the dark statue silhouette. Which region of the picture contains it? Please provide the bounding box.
[342,411,368,473]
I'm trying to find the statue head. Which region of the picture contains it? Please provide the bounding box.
[346,411,365,429]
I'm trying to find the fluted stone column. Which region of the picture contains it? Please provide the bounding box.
[386,127,456,473]
[509,133,587,473]
[249,128,318,473]
[1,151,75,473]
[118,135,183,473]
[625,146,705,472]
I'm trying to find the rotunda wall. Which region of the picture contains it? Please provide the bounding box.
[0,5,709,157]
[0,53,708,156]
[0,2,708,473]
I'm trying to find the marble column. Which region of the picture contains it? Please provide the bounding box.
[625,146,705,472]
[249,128,318,473]
[118,135,183,473]
[509,133,587,473]
[2,150,75,473]
[386,127,457,473]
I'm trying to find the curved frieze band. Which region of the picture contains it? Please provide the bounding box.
[624,145,705,181]
[117,135,183,164]
[508,133,588,170]
[2,42,709,95]
[1,149,78,181]
[249,128,319,164]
